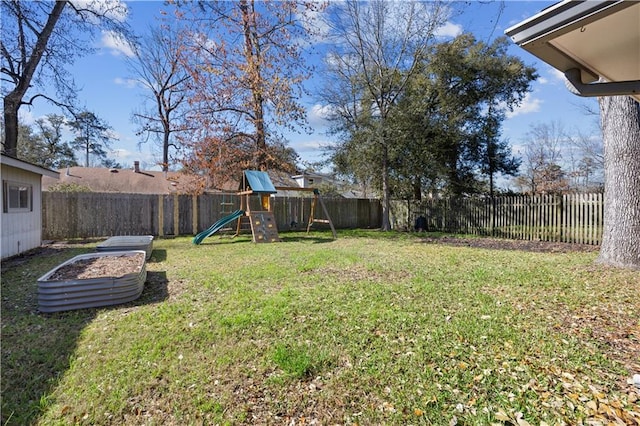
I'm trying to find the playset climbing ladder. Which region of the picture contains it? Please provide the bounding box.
[219,191,236,233]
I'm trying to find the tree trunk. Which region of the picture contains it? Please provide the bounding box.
[162,122,170,172]
[413,177,422,201]
[381,135,391,231]
[596,96,640,269]
[2,96,20,157]
[2,1,67,157]
[239,0,267,171]
[489,171,495,198]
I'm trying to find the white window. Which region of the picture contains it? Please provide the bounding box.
[3,180,32,213]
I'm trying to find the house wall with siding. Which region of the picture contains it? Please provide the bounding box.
[1,164,44,258]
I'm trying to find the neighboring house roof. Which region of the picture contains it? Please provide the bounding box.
[1,154,60,178]
[292,170,374,199]
[41,166,204,194]
[339,189,369,199]
[266,170,301,188]
[42,165,374,198]
[291,171,327,180]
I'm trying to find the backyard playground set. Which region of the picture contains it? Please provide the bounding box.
[193,170,337,244]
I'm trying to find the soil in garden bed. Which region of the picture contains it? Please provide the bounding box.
[49,253,145,280]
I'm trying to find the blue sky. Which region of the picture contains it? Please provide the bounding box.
[20,0,600,176]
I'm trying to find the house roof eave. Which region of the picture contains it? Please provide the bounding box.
[1,154,60,179]
[505,0,640,100]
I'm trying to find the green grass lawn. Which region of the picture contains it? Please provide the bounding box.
[2,230,639,425]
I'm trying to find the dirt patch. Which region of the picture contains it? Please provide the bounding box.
[417,235,599,253]
[49,253,145,280]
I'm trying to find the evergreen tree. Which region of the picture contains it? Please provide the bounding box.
[16,115,77,168]
[68,111,116,167]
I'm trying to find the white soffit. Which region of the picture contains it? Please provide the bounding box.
[505,0,640,102]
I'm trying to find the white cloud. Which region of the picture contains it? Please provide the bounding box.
[298,3,331,44]
[324,51,361,70]
[537,76,549,85]
[114,77,140,89]
[110,147,158,168]
[549,67,566,83]
[509,142,526,156]
[101,30,134,57]
[294,140,326,152]
[308,104,333,126]
[70,0,129,22]
[18,109,36,125]
[287,138,328,166]
[110,148,133,158]
[506,92,542,118]
[435,21,463,38]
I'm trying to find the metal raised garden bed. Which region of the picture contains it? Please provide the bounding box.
[96,235,154,260]
[37,250,147,313]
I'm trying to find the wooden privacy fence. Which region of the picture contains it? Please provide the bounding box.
[391,193,604,245]
[42,192,381,240]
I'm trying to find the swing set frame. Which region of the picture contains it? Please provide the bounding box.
[275,186,337,239]
[230,171,337,242]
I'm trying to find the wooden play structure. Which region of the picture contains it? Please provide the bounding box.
[193,170,336,244]
[234,170,337,243]
[235,170,281,243]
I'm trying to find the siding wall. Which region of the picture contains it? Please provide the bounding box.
[1,165,43,258]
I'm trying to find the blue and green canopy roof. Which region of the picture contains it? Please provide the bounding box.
[241,170,277,194]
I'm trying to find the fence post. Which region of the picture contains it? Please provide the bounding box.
[192,195,198,235]
[493,196,497,237]
[173,194,179,236]
[158,194,164,237]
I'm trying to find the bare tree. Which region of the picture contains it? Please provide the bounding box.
[174,0,316,182]
[566,129,604,192]
[322,0,449,230]
[515,121,569,194]
[1,0,130,157]
[128,25,191,172]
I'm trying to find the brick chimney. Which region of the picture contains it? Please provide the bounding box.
[134,161,140,173]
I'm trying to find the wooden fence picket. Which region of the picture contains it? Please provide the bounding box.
[42,192,382,240]
[396,193,604,246]
[42,191,604,246]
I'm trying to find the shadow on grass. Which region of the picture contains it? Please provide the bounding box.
[138,271,169,304]
[338,228,412,239]
[0,247,169,426]
[279,234,336,244]
[193,235,253,245]
[149,248,167,262]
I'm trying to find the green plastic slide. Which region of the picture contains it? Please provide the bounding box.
[193,210,244,245]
